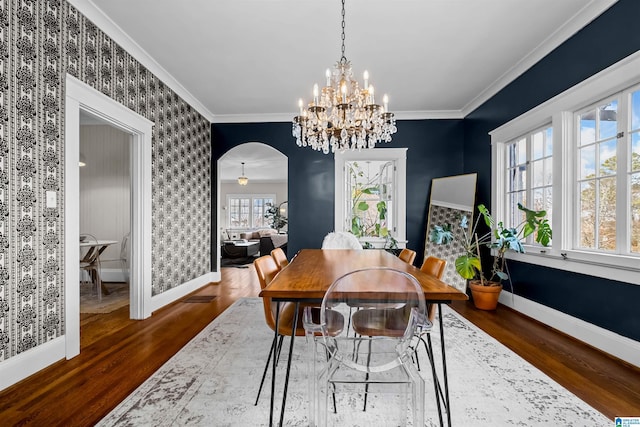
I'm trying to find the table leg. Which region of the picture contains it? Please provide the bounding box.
[424,333,444,427]
[438,303,452,427]
[279,301,299,427]
[270,302,281,427]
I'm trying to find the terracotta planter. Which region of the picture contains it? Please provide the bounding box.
[469,280,502,310]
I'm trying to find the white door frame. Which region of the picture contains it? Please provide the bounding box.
[64,75,153,358]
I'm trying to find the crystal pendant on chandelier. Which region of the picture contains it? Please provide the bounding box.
[292,0,397,154]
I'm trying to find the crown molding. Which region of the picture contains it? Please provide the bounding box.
[210,109,466,124]
[461,0,618,116]
[70,0,215,122]
[394,110,465,120]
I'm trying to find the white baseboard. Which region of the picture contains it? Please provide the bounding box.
[0,271,222,392]
[0,336,66,391]
[498,290,640,368]
[150,271,221,313]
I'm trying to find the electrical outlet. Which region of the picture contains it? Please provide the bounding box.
[46,191,57,208]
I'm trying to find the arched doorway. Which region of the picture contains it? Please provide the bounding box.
[216,142,288,269]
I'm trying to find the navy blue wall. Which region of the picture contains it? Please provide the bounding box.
[464,0,640,341]
[212,120,464,264]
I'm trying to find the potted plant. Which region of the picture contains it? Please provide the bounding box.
[264,201,288,232]
[429,203,552,310]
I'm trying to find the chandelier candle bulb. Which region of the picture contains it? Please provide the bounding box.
[313,84,319,105]
[298,98,304,115]
[341,83,347,103]
[363,70,369,89]
[326,69,331,86]
[369,85,375,104]
[383,94,389,112]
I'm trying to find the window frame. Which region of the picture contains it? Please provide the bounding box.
[334,148,407,248]
[226,193,276,230]
[490,51,640,286]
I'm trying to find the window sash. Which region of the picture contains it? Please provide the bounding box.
[503,125,553,245]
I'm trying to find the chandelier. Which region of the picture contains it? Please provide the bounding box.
[292,0,397,154]
[237,162,248,186]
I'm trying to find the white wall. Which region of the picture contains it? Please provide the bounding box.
[79,125,130,266]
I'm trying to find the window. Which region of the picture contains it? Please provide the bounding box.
[335,148,407,248]
[504,126,553,245]
[227,194,274,229]
[490,51,640,284]
[576,97,620,252]
[346,160,394,237]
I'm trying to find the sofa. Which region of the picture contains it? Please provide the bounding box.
[239,229,288,256]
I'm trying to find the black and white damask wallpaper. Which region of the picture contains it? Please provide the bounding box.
[0,0,211,362]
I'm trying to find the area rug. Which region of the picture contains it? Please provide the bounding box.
[98,298,609,426]
[80,282,129,314]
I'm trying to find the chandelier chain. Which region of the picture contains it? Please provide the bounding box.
[340,0,346,61]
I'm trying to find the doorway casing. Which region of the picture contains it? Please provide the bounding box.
[65,75,153,359]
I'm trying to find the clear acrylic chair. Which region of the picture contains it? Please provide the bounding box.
[303,267,426,426]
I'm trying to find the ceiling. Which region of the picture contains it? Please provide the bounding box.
[218,143,287,183]
[81,0,616,123]
[75,0,616,182]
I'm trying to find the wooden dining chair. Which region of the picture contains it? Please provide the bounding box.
[270,247,289,270]
[398,248,416,265]
[254,255,307,405]
[420,256,447,322]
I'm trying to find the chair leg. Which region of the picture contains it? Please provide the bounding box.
[363,336,372,412]
[255,333,282,405]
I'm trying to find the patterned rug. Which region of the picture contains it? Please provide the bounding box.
[98,298,609,426]
[80,281,129,314]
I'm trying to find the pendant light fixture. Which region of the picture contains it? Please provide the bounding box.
[238,162,249,186]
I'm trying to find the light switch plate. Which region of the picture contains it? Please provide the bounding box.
[46,191,57,208]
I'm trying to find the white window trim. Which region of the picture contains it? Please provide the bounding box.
[226,193,276,230]
[335,148,407,248]
[490,50,640,286]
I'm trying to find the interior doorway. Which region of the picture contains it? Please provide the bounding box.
[64,75,153,359]
[78,112,132,322]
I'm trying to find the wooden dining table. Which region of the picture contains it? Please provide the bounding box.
[259,248,468,427]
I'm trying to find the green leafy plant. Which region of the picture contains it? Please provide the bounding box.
[347,161,391,238]
[429,203,552,286]
[264,201,288,232]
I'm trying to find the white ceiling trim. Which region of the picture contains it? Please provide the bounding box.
[210,109,466,123]
[72,0,215,122]
[460,0,618,116]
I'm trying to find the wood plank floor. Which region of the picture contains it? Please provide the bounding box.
[0,266,638,425]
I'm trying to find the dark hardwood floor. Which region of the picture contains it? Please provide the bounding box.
[0,266,638,425]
